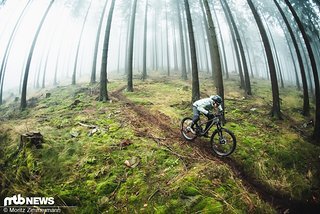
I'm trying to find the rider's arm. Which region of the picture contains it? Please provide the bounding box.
[218,104,223,112]
[197,106,209,115]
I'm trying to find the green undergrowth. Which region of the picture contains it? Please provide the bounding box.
[0,75,319,213]
[123,75,320,203]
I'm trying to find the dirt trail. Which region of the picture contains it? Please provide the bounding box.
[110,86,320,213]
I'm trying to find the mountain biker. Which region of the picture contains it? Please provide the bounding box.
[188,95,223,137]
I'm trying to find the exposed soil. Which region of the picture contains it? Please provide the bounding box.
[111,86,320,214]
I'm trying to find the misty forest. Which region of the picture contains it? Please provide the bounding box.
[0,0,320,213]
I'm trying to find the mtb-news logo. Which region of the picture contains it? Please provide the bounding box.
[2,194,61,213]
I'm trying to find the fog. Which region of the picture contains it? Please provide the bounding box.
[0,0,318,101]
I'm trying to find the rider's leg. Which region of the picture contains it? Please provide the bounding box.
[191,107,200,129]
[204,115,211,131]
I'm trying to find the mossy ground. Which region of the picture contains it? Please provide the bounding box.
[0,72,319,213]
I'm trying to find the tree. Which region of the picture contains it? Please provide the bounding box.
[199,0,214,78]
[221,0,251,95]
[0,0,31,105]
[176,1,187,80]
[72,0,92,85]
[203,0,224,104]
[283,0,320,141]
[91,0,109,84]
[247,0,281,119]
[21,0,54,110]
[184,0,200,102]
[100,0,116,101]
[273,0,309,116]
[127,0,138,92]
[165,0,170,76]
[219,0,245,88]
[142,0,149,80]
[212,6,229,79]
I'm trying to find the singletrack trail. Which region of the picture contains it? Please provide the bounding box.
[110,86,320,214]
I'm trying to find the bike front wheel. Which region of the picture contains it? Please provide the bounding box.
[181,117,197,141]
[210,128,236,156]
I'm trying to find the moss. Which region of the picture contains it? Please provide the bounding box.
[192,197,223,213]
[181,186,200,197]
[16,166,30,181]
[96,179,118,195]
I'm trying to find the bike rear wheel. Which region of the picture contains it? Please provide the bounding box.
[210,128,236,156]
[181,117,197,141]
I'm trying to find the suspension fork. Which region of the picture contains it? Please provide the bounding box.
[216,123,223,137]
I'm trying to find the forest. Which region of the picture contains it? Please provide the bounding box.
[0,0,320,213]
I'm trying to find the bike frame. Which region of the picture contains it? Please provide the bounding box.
[196,115,222,136]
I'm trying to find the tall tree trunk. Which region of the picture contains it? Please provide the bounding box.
[21,0,54,110]
[184,0,200,102]
[283,0,320,141]
[221,0,251,95]
[284,32,300,90]
[91,0,108,84]
[117,23,123,74]
[99,0,116,101]
[262,14,284,88]
[182,9,191,74]
[72,0,92,85]
[200,0,215,79]
[199,22,209,73]
[203,0,224,108]
[42,51,50,89]
[247,0,281,119]
[219,0,244,88]
[153,9,158,71]
[124,18,131,74]
[165,0,170,76]
[213,6,229,79]
[127,0,138,92]
[0,0,31,105]
[176,1,187,80]
[172,21,178,71]
[274,0,309,115]
[241,31,254,78]
[142,0,148,80]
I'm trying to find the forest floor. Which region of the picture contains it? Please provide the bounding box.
[0,73,320,213]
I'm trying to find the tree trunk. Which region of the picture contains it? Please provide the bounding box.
[182,9,191,74]
[172,21,178,71]
[142,0,148,80]
[153,9,158,71]
[241,31,254,78]
[200,0,215,79]
[72,0,92,85]
[176,1,187,80]
[184,0,200,102]
[21,0,54,110]
[165,1,170,76]
[221,0,251,95]
[91,0,108,84]
[262,14,284,88]
[127,0,138,92]
[273,0,309,116]
[247,0,281,119]
[117,22,123,74]
[203,0,224,109]
[99,0,116,101]
[213,6,229,79]
[219,0,244,88]
[283,0,320,141]
[0,0,31,105]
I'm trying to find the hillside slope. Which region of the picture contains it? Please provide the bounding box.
[0,76,319,213]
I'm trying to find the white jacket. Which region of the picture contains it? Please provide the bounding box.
[193,98,213,115]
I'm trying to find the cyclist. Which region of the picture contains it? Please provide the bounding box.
[188,95,223,136]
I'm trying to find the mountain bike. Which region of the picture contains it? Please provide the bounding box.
[181,113,236,156]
